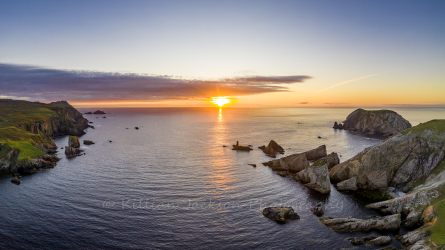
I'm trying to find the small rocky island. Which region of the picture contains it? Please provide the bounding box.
[333,108,412,136]
[0,99,89,181]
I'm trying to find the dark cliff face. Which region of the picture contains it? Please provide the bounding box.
[342,108,412,136]
[0,100,89,174]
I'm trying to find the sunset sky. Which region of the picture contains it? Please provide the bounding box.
[1,0,444,108]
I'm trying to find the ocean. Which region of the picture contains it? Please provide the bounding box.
[0,107,443,249]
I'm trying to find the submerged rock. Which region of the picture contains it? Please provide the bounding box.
[294,160,331,194]
[68,136,80,148]
[342,108,411,136]
[259,140,284,157]
[319,214,401,232]
[262,207,300,222]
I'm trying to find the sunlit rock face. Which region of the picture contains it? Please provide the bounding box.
[341,108,412,136]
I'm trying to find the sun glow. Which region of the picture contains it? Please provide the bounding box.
[211,97,231,107]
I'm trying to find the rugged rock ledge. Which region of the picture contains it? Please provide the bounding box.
[0,99,89,175]
[334,108,412,136]
[319,214,401,232]
[330,120,445,192]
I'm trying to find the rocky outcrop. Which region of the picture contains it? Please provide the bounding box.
[69,136,80,148]
[65,147,84,159]
[319,214,401,232]
[366,188,440,227]
[340,108,412,136]
[330,120,445,192]
[397,225,433,250]
[93,110,106,114]
[347,235,392,246]
[262,207,300,222]
[294,160,331,194]
[263,153,309,173]
[259,140,284,157]
[324,152,340,170]
[0,100,88,175]
[304,145,327,161]
[232,141,252,151]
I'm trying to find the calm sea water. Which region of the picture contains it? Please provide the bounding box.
[0,107,443,249]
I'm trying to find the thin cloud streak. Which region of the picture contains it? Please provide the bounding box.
[312,68,402,95]
[0,63,312,102]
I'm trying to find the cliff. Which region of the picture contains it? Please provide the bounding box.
[330,120,445,248]
[0,99,89,175]
[339,108,412,136]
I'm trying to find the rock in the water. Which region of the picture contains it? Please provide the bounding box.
[336,176,358,191]
[248,164,256,167]
[342,108,411,136]
[232,141,252,151]
[295,159,331,194]
[259,140,284,157]
[324,152,340,170]
[262,207,300,222]
[319,214,401,232]
[397,225,432,249]
[333,122,339,129]
[263,153,309,173]
[135,127,139,130]
[338,123,344,129]
[311,204,324,216]
[85,112,93,114]
[93,110,106,114]
[68,136,80,148]
[303,145,327,161]
[83,140,95,145]
[65,146,84,159]
[330,120,445,192]
[347,235,391,246]
[11,176,21,185]
[367,188,440,227]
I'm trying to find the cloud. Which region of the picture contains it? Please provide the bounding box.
[312,69,402,95]
[0,63,312,102]
[298,102,309,104]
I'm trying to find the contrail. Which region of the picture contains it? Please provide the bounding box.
[312,68,402,95]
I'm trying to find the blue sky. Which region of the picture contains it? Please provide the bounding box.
[1,0,444,107]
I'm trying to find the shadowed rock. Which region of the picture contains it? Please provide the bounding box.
[65,146,84,159]
[311,204,324,216]
[259,140,284,157]
[83,140,95,145]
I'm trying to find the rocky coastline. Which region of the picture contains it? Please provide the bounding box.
[0,99,89,179]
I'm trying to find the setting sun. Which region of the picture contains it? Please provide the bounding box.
[211,97,231,107]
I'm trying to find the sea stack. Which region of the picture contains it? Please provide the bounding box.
[335,108,411,136]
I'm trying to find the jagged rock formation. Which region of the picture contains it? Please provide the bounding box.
[262,207,300,222]
[311,204,324,216]
[69,136,80,148]
[0,99,88,175]
[259,140,284,157]
[347,235,392,246]
[294,160,331,194]
[319,214,401,232]
[330,120,445,192]
[339,108,412,136]
[305,145,327,161]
